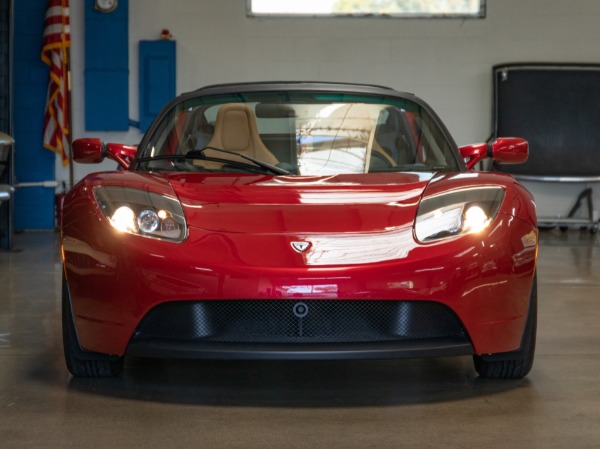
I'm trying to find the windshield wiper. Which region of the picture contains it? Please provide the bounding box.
[136,146,290,175]
[188,146,291,175]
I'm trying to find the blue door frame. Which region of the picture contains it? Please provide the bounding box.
[13,0,56,230]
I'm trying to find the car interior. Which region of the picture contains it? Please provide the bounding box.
[144,100,456,175]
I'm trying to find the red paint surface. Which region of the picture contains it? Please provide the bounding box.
[62,171,537,356]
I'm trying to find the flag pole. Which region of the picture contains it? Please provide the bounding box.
[66,42,73,189]
[63,0,73,189]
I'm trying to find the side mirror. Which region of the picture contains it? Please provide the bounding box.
[72,138,137,170]
[459,137,528,170]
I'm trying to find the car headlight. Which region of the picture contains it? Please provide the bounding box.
[94,186,186,242]
[414,187,505,242]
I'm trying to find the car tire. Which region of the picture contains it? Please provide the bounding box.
[473,272,537,379]
[62,271,124,377]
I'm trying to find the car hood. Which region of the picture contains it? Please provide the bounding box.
[163,172,434,234]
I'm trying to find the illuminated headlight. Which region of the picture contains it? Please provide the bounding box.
[94,186,186,242]
[414,187,505,242]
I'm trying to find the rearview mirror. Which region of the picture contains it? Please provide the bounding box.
[72,138,137,170]
[459,137,528,170]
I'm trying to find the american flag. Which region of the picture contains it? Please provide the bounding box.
[41,0,70,166]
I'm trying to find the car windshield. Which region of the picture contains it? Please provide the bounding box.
[136,91,460,175]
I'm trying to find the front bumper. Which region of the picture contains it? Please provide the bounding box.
[63,215,537,358]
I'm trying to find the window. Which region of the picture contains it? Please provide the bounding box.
[138,91,460,175]
[248,0,485,18]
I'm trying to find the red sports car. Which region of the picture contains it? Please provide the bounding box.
[62,82,537,379]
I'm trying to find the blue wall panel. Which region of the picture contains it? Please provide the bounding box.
[13,0,55,230]
[139,40,176,132]
[85,69,130,130]
[84,0,129,131]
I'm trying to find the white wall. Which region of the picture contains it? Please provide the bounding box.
[63,0,600,221]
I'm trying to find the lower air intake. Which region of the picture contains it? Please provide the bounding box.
[133,300,466,344]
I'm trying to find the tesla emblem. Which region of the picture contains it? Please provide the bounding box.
[293,302,309,318]
[291,241,310,253]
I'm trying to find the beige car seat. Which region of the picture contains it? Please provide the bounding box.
[201,103,279,168]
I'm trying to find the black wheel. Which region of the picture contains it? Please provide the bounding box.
[473,273,537,379]
[62,271,124,377]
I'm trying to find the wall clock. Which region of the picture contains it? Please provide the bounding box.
[95,0,118,13]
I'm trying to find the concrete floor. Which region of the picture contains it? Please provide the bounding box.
[1,230,599,449]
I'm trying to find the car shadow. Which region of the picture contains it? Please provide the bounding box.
[64,356,528,408]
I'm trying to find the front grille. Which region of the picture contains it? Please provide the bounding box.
[132,300,465,344]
